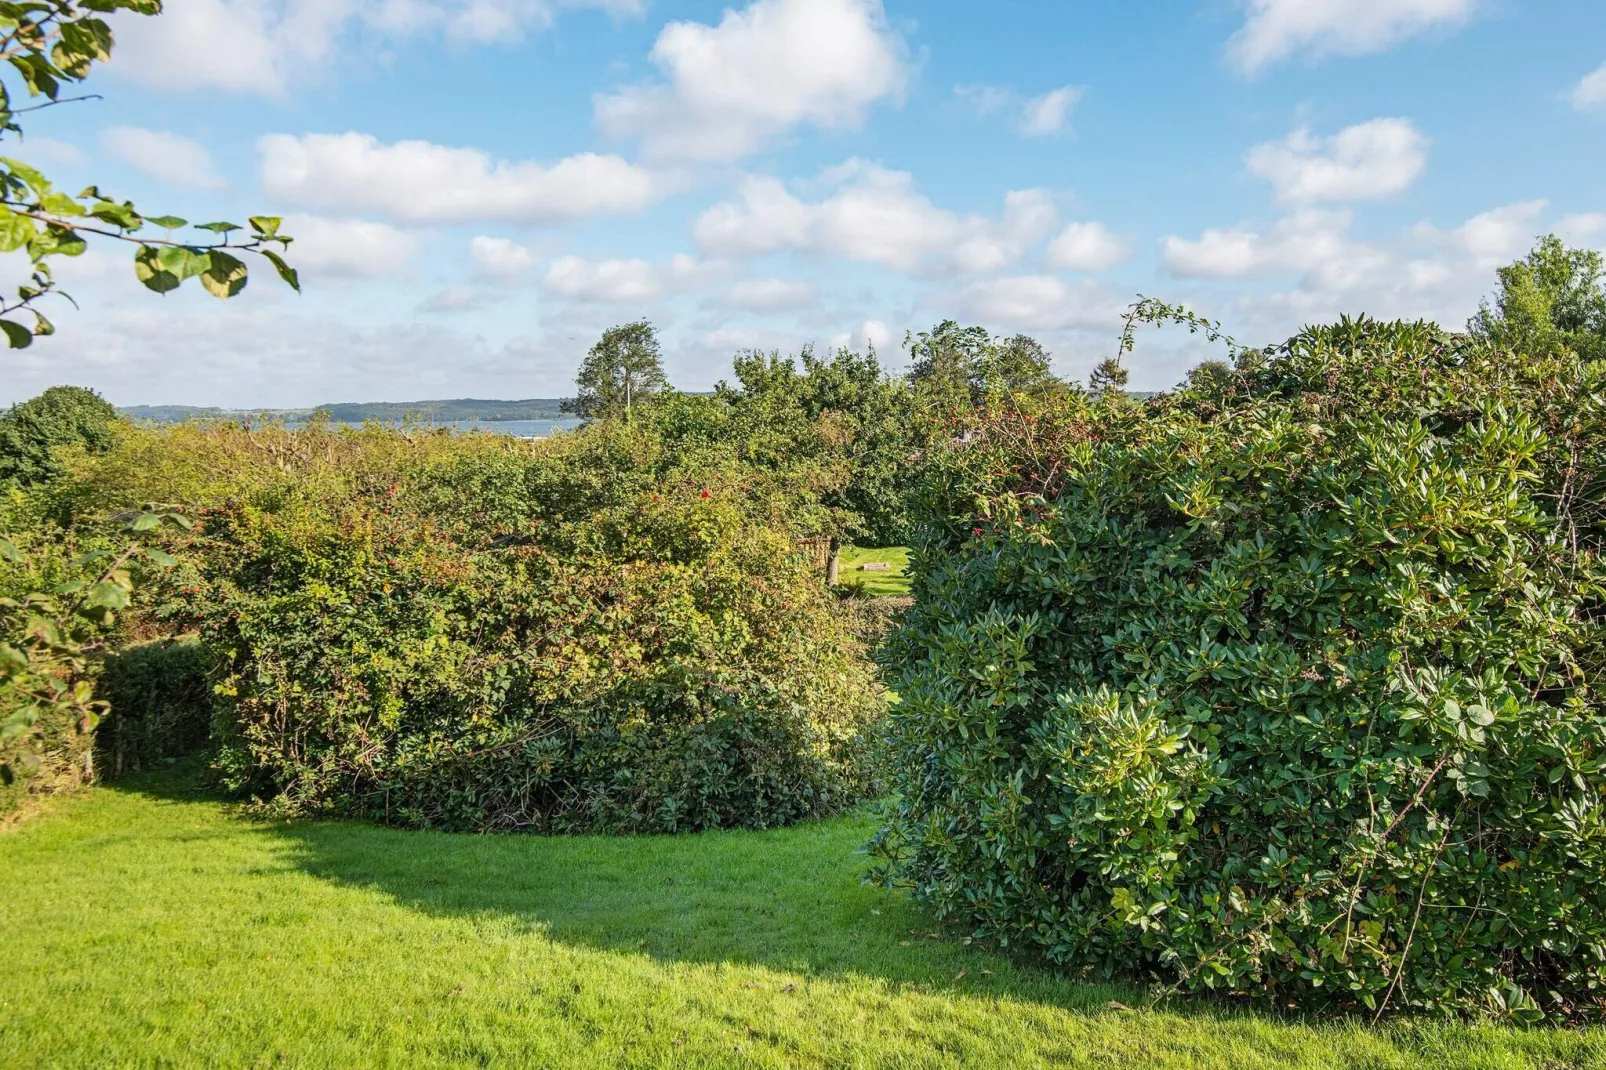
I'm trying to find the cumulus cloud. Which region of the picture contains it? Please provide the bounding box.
[694,161,1057,276]
[1227,0,1476,75]
[102,126,227,191]
[259,132,657,224]
[1559,213,1606,247]
[542,254,712,304]
[957,83,1084,137]
[595,0,908,162]
[110,0,643,96]
[1020,87,1083,137]
[281,214,421,279]
[954,275,1124,332]
[1045,221,1129,272]
[1163,200,1575,345]
[1163,209,1380,280]
[1413,199,1546,263]
[18,137,86,168]
[1571,63,1606,113]
[470,236,536,281]
[1246,119,1428,203]
[722,278,818,310]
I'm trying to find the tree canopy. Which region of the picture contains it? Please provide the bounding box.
[0,384,119,486]
[1470,235,1606,360]
[564,321,669,420]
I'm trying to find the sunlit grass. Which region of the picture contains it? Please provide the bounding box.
[1,769,1603,1069]
[837,545,912,598]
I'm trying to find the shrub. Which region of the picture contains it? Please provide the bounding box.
[200,470,886,834]
[0,386,121,489]
[95,638,214,777]
[872,318,1606,1020]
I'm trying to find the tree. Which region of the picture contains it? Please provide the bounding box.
[0,384,119,487]
[0,2,301,351]
[1469,235,1606,360]
[564,321,668,420]
[907,321,1064,409]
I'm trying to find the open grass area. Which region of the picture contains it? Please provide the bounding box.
[837,545,912,598]
[2,772,1604,1069]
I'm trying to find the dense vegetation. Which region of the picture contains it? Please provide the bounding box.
[8,233,1606,1026]
[874,303,1606,1019]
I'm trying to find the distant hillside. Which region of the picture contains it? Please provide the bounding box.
[122,399,573,424]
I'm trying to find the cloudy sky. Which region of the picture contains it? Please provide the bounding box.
[2,0,1604,407]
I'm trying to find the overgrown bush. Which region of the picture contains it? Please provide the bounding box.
[873,318,1606,1020]
[95,638,214,778]
[183,439,885,834]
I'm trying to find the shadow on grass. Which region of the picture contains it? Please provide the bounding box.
[109,763,1194,1020]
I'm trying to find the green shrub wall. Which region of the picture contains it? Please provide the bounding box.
[873,320,1606,1020]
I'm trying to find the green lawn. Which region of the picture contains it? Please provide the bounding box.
[2,773,1603,1069]
[837,546,912,598]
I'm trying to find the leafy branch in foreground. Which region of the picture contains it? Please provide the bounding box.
[0,1,299,349]
[1,508,189,786]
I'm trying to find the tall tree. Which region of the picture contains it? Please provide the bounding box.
[564,321,669,420]
[1469,235,1606,360]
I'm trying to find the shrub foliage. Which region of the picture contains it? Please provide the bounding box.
[873,318,1606,1019]
[155,425,888,834]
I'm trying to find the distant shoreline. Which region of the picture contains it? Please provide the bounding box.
[120,398,575,425]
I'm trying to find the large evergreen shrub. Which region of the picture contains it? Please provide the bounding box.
[873,318,1606,1019]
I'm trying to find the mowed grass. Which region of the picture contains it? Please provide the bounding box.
[2,773,1604,1069]
[837,545,912,598]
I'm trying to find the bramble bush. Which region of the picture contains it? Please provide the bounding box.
[872,317,1606,1020]
[122,423,889,834]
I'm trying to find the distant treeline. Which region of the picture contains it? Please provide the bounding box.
[121,399,574,424]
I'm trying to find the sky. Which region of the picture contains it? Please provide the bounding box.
[1,0,1604,407]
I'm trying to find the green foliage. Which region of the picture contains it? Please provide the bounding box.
[0,3,298,347]
[908,320,1067,412]
[0,507,189,814]
[129,425,890,834]
[1470,235,1606,361]
[0,384,119,487]
[563,321,669,420]
[716,345,917,544]
[94,637,213,777]
[874,315,1606,1020]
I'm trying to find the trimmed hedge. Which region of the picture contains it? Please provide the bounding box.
[873,319,1606,1020]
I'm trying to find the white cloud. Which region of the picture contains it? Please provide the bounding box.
[1571,63,1606,113]
[1020,87,1083,137]
[541,254,713,304]
[1559,213,1606,247]
[957,83,1084,137]
[17,137,86,168]
[418,284,500,313]
[954,275,1123,332]
[281,214,421,279]
[1045,221,1129,272]
[101,126,227,191]
[595,0,908,163]
[1227,0,1475,75]
[1163,209,1382,281]
[1246,119,1428,204]
[723,278,817,310]
[827,318,898,354]
[259,132,657,224]
[470,236,535,281]
[110,0,642,96]
[1414,199,1546,263]
[694,161,1057,276]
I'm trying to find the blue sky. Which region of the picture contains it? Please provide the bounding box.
[3,0,1604,407]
